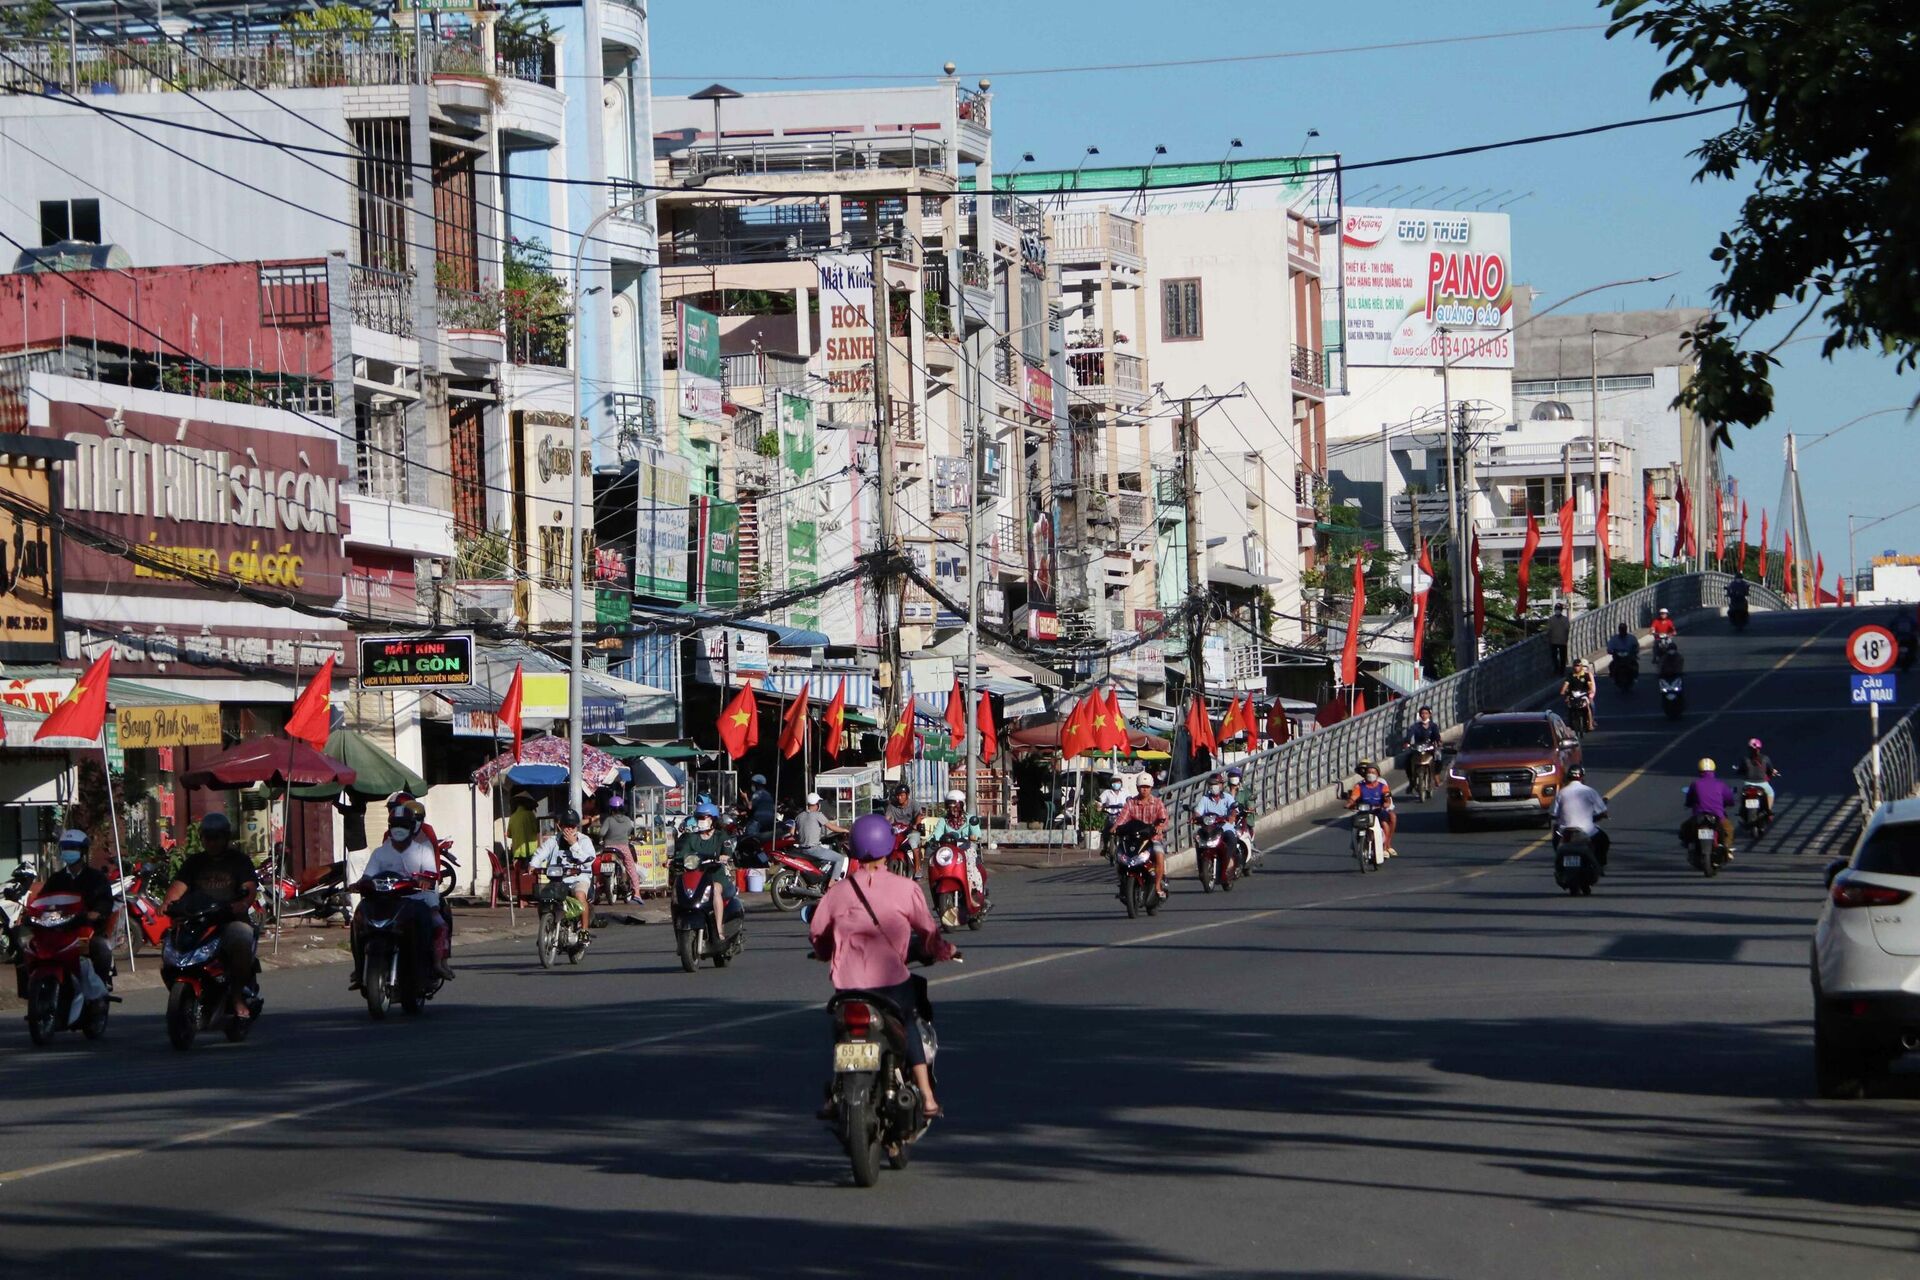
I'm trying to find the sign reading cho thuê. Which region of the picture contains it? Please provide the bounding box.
[358,634,474,688]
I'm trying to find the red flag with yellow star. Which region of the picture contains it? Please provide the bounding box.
[883,698,917,768]
[821,679,847,761]
[34,650,112,745]
[717,683,760,760]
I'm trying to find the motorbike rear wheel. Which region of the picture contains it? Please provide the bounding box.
[537,909,559,968]
[82,997,109,1041]
[166,983,199,1049]
[845,1080,884,1188]
[766,869,805,913]
[26,977,59,1046]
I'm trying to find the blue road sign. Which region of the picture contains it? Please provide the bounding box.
[1851,673,1897,705]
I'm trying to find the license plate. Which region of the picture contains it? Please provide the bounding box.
[1561,854,1585,869]
[834,1041,881,1072]
[1745,799,1760,810]
[1490,781,1512,797]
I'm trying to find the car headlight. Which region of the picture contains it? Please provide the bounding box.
[1447,767,1466,781]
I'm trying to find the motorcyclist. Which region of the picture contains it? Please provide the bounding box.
[883,781,923,855]
[746,774,777,845]
[1656,638,1686,682]
[1651,607,1677,640]
[1681,757,1738,859]
[1114,774,1171,899]
[809,813,957,1120]
[1607,623,1638,671]
[1738,738,1778,817]
[1226,766,1256,866]
[528,808,598,939]
[676,802,735,943]
[591,792,643,904]
[164,813,260,1018]
[1193,772,1240,872]
[1405,705,1443,795]
[1560,658,1598,730]
[1727,571,1751,607]
[1345,760,1398,857]
[349,800,449,989]
[1546,603,1571,674]
[17,829,116,998]
[793,791,848,882]
[1550,764,1610,866]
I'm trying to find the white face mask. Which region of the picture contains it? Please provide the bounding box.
[698,818,714,834]
[389,826,413,845]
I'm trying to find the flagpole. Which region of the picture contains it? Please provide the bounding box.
[99,739,135,973]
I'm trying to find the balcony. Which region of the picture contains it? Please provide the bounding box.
[350,264,414,339]
[1051,211,1144,273]
[610,392,660,459]
[668,134,950,184]
[1067,350,1147,409]
[1389,493,1454,534]
[1289,343,1327,395]
[722,351,809,393]
[1475,438,1632,479]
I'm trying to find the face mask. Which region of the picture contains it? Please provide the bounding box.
[389,826,413,845]
[698,818,714,834]
[1209,786,1224,796]
[59,848,83,868]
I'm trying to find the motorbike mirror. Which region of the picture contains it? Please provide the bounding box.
[1823,858,1849,889]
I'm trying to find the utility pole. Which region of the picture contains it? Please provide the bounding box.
[960,332,983,816]
[871,241,900,739]
[1438,341,1472,670]
[1589,330,1605,604]
[1179,398,1206,713]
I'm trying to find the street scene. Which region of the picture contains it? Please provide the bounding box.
[1,1,1917,1276]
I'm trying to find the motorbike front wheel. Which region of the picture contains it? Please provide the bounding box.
[676,928,698,973]
[537,909,560,968]
[1198,854,1215,893]
[26,977,60,1046]
[165,982,199,1049]
[365,959,392,1021]
[1123,876,1141,919]
[766,869,805,913]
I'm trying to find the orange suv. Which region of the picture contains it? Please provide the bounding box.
[1445,711,1583,832]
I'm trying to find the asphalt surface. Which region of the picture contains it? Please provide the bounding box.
[2,607,1916,1279]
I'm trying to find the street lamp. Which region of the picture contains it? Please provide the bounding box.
[1801,405,1912,449]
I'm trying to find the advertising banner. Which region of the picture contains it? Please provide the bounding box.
[1027,498,1059,642]
[693,497,741,607]
[1023,363,1056,420]
[677,303,724,423]
[115,704,222,749]
[786,519,819,632]
[816,253,876,398]
[633,446,691,600]
[778,393,815,479]
[0,446,64,662]
[592,538,633,659]
[1341,208,1514,370]
[358,634,474,688]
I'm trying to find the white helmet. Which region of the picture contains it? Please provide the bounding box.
[946,789,966,804]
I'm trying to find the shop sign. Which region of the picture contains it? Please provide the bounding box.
[1341,207,1513,370]
[581,697,625,734]
[694,627,768,684]
[53,629,350,681]
[692,497,740,606]
[0,444,64,662]
[115,703,223,749]
[779,393,815,479]
[452,709,508,738]
[633,446,691,600]
[1023,363,1056,420]
[357,634,474,688]
[346,550,419,621]
[816,253,876,397]
[677,303,724,424]
[520,673,570,718]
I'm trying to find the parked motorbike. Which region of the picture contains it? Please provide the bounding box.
[766,844,837,912]
[1565,689,1595,735]
[1610,652,1638,692]
[1740,784,1773,841]
[359,871,446,1017]
[536,869,589,968]
[886,823,919,880]
[1728,598,1750,630]
[1686,813,1731,878]
[18,890,113,1046]
[434,838,460,897]
[254,857,351,924]
[0,862,36,964]
[1113,821,1161,919]
[670,850,743,972]
[1351,807,1387,873]
[1659,676,1686,720]
[1552,827,1601,896]
[161,891,260,1049]
[1195,813,1235,893]
[928,836,988,928]
[1409,742,1440,801]
[822,939,954,1188]
[121,862,173,951]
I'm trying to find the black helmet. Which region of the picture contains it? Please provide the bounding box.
[558,807,582,827]
[1565,764,1585,781]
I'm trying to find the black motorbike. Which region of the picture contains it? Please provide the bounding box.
[1610,651,1638,692]
[1659,676,1685,720]
[357,871,445,1017]
[1113,820,1161,918]
[822,939,954,1188]
[161,891,260,1049]
[1728,597,1750,630]
[1565,689,1595,735]
[1739,782,1773,841]
[1686,813,1731,878]
[1408,742,1440,801]
[671,851,743,972]
[1552,827,1601,896]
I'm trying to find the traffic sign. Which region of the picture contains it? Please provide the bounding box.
[1848,625,1898,674]
[1850,673,1897,705]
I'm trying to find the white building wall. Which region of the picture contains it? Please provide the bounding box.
[1326,364,1514,443]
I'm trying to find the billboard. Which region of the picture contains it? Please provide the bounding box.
[677,303,724,423]
[633,446,691,600]
[816,253,876,398]
[0,444,64,662]
[1341,208,1513,369]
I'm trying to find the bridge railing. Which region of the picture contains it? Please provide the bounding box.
[1851,704,1920,817]
[1162,571,1785,854]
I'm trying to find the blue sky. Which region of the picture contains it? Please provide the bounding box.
[650,0,1913,570]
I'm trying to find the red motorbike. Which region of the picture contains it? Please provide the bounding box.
[251,855,352,924]
[120,863,172,950]
[887,823,920,879]
[927,836,988,930]
[1196,813,1236,893]
[162,891,260,1049]
[591,847,635,905]
[19,890,113,1045]
[765,839,840,913]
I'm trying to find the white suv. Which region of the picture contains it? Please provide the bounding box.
[1811,797,1920,1098]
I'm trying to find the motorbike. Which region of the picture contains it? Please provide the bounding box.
[0,862,36,964]
[1113,821,1161,919]
[254,856,351,924]
[1686,812,1731,878]
[1610,651,1638,692]
[670,850,743,972]
[821,939,953,1188]
[1195,813,1235,893]
[18,890,113,1045]
[121,862,173,950]
[1565,689,1595,735]
[1728,597,1750,630]
[1351,807,1387,873]
[928,835,989,928]
[1739,784,1773,841]
[1659,676,1685,720]
[592,847,635,906]
[765,841,839,912]
[1552,827,1601,896]
[1409,742,1440,801]
[886,823,919,880]
[536,868,590,968]
[434,838,460,897]
[358,870,446,1017]
[161,891,260,1049]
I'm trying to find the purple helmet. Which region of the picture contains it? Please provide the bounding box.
[849,812,897,862]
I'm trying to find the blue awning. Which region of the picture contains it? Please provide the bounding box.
[636,604,830,649]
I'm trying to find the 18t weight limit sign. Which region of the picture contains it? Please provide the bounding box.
[1848,625,1898,675]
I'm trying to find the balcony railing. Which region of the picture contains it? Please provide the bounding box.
[610,392,659,458]
[955,87,990,130]
[959,249,991,292]
[508,320,569,369]
[0,27,553,96]
[723,350,810,392]
[1068,350,1146,405]
[438,286,498,332]
[1052,211,1144,266]
[1289,343,1326,389]
[350,264,414,339]
[670,135,949,181]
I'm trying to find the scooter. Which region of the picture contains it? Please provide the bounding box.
[161,891,260,1049]
[886,823,919,880]
[1610,651,1639,692]
[670,850,743,972]
[821,937,955,1188]
[1659,676,1686,720]
[1728,597,1750,630]
[1195,813,1235,893]
[1739,784,1773,841]
[766,843,838,912]
[119,865,172,950]
[928,835,989,928]
[1686,813,1731,878]
[254,857,351,924]
[1351,807,1387,873]
[358,871,448,1016]
[1113,821,1161,919]
[0,863,36,964]
[592,847,635,905]
[1565,689,1595,735]
[434,838,460,897]
[1552,826,1601,896]
[18,890,113,1045]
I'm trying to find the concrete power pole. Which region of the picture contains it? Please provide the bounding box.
[1439,352,1473,670]
[1180,399,1206,714]
[872,241,900,735]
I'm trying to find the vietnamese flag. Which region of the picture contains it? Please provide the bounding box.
[284,655,335,752]
[1643,478,1659,571]
[496,662,525,760]
[717,683,760,760]
[822,679,847,761]
[1556,496,1576,592]
[976,689,998,764]
[778,679,810,759]
[1518,511,1541,617]
[1217,695,1246,743]
[1267,699,1292,745]
[1060,696,1097,759]
[1339,555,1366,689]
[1737,501,1749,575]
[1100,687,1131,754]
[1410,538,1433,665]
[883,699,917,769]
[34,650,112,745]
[1758,510,1769,581]
[943,678,966,745]
[1815,553,1825,606]
[1784,530,1796,600]
[1596,480,1612,585]
[1471,531,1485,639]
[1673,479,1695,559]
[1184,694,1218,755]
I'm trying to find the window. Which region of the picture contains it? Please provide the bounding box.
[1161,277,1202,341]
[39,199,101,246]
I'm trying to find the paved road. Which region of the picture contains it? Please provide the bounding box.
[2,609,1916,1279]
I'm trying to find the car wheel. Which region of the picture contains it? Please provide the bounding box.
[1814,1011,1869,1100]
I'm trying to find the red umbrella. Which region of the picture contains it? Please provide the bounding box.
[180,736,357,790]
[1005,721,1170,757]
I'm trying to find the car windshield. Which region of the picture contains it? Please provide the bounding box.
[1461,721,1553,752]
[1855,822,1920,878]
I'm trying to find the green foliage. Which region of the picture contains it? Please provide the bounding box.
[456,528,512,579]
[1606,0,1920,431]
[283,4,375,32]
[755,432,780,459]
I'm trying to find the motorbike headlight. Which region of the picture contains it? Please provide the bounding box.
[33,911,75,928]
[163,936,220,968]
[933,849,954,866]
